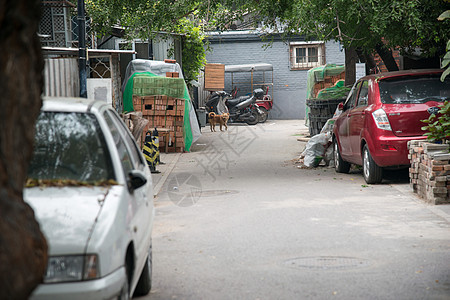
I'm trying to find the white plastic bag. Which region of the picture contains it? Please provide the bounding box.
[320,119,335,134]
[302,132,332,167]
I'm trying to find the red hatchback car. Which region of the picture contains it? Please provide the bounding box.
[333,69,449,184]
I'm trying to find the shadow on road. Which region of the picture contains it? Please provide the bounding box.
[347,166,410,184]
[382,168,410,184]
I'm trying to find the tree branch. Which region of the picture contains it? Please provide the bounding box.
[335,11,344,43]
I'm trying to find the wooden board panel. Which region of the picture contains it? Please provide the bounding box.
[204,63,225,91]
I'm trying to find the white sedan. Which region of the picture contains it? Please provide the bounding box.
[25,97,154,300]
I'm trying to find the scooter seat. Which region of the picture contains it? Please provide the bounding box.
[227,96,250,106]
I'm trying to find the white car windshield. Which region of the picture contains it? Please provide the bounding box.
[379,74,450,104]
[27,112,115,183]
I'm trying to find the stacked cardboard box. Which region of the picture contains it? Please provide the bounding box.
[133,95,185,153]
[408,140,450,204]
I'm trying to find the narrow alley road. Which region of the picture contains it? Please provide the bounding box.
[140,120,450,300]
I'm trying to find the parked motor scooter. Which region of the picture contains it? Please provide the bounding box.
[205,91,229,115]
[205,88,264,125]
[255,85,273,123]
[230,86,271,123]
[225,88,264,125]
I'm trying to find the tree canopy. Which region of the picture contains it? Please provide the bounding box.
[278,0,450,59]
[84,0,450,76]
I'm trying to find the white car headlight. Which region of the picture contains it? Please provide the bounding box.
[44,255,98,283]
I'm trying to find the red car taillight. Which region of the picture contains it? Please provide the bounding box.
[372,108,392,131]
[381,144,397,151]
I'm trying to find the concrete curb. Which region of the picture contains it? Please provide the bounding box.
[153,152,181,198]
[392,184,450,223]
[427,206,450,223]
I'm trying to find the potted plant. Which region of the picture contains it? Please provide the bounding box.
[421,100,450,147]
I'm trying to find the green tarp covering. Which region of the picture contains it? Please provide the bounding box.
[123,71,197,152]
[306,64,345,100]
[316,80,350,100]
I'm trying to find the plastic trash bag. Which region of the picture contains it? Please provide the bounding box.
[302,132,332,167]
[333,105,343,118]
[323,143,334,166]
[320,119,335,134]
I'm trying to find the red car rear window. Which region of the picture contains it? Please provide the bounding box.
[379,74,450,104]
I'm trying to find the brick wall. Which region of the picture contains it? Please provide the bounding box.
[205,36,345,119]
[373,48,401,73]
[408,140,450,205]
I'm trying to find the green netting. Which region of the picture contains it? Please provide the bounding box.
[122,72,194,151]
[317,80,351,100]
[123,72,156,113]
[306,64,345,100]
[182,86,193,152]
[133,75,185,99]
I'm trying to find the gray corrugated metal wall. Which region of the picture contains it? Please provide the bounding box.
[197,70,211,108]
[44,58,79,97]
[152,34,182,63]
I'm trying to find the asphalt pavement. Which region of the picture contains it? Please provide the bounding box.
[144,120,450,300]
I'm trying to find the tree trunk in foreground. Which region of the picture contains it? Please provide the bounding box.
[0,0,48,299]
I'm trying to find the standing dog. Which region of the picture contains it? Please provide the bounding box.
[208,112,230,132]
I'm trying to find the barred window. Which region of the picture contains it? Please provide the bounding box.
[290,42,325,70]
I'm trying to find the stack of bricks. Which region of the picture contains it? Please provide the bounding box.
[166,72,179,78]
[312,72,345,98]
[133,95,185,153]
[408,140,450,204]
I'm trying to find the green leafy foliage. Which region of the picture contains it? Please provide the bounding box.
[439,10,450,81]
[421,101,450,144]
[82,0,450,87]
[174,19,207,86]
[83,0,259,88]
[85,0,210,86]
[274,0,450,59]
[421,10,450,146]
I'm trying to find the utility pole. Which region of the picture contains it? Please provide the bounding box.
[77,0,87,98]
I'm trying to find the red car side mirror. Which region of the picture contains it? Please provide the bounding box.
[338,102,344,110]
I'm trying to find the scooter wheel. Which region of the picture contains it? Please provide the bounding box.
[245,110,259,125]
[258,107,268,123]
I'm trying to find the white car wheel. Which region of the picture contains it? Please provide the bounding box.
[363,145,383,184]
[334,139,350,173]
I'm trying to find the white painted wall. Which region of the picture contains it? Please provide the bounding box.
[87,78,112,105]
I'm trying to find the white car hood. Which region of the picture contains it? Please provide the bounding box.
[24,186,111,255]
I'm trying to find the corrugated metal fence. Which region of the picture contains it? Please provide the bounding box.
[44,58,79,97]
[197,70,212,108]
